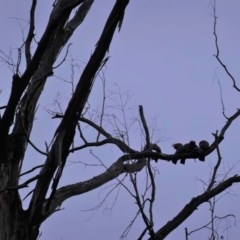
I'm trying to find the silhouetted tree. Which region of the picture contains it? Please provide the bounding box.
[0,1,239,240]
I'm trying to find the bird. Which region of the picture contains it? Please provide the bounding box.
[198,140,210,161]
[184,141,200,154]
[172,143,185,164]
[172,143,184,152]
[173,141,200,164]
[150,143,161,153]
[199,140,209,152]
[144,143,161,162]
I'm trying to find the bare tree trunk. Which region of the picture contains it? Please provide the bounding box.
[0,1,129,239]
[0,196,32,240]
[0,143,40,240]
[0,155,32,239]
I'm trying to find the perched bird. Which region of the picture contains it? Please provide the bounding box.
[199,140,210,152]
[172,143,184,152]
[150,143,161,153]
[184,141,200,154]
[144,143,161,162]
[173,141,200,164]
[172,143,185,164]
[198,140,210,161]
[188,141,197,149]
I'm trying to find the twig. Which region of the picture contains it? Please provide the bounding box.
[207,134,222,191]
[139,105,150,146]
[120,209,141,239]
[97,68,107,141]
[152,175,240,239]
[53,43,72,69]
[0,172,44,193]
[211,0,240,92]
[90,150,134,197]
[139,105,156,229]
[20,164,44,177]
[216,73,228,119]
[130,172,153,236]
[20,112,48,156]
[25,0,37,66]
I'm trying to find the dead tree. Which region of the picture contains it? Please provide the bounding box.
[0,1,130,239]
[0,1,240,240]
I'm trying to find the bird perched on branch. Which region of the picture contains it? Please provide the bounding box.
[198,140,210,161]
[172,141,199,164]
[184,140,199,153]
[199,140,209,152]
[143,143,161,162]
[172,143,184,164]
[172,143,184,152]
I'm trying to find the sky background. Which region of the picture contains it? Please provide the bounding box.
[1,1,240,239]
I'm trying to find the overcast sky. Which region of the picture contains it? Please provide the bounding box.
[1,1,240,239]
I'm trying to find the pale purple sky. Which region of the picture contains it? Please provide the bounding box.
[1,1,240,239]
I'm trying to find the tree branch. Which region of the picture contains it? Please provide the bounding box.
[25,0,37,66]
[139,105,156,237]
[211,0,240,92]
[151,175,240,239]
[28,0,129,226]
[43,155,145,219]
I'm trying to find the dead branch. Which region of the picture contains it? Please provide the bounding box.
[207,135,222,191]
[139,105,156,234]
[211,0,240,92]
[25,0,37,66]
[0,172,45,193]
[43,153,144,218]
[28,0,130,225]
[97,68,108,141]
[130,172,154,236]
[186,211,235,239]
[151,175,240,239]
[20,164,44,177]
[216,76,228,119]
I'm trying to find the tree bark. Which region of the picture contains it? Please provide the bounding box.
[0,1,129,239]
[0,147,37,239]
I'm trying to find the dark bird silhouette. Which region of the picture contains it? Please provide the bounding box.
[172,143,184,152]
[199,140,209,152]
[144,143,161,162]
[198,140,210,161]
[172,143,185,164]
[184,140,200,154]
[173,141,200,164]
[151,143,161,153]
